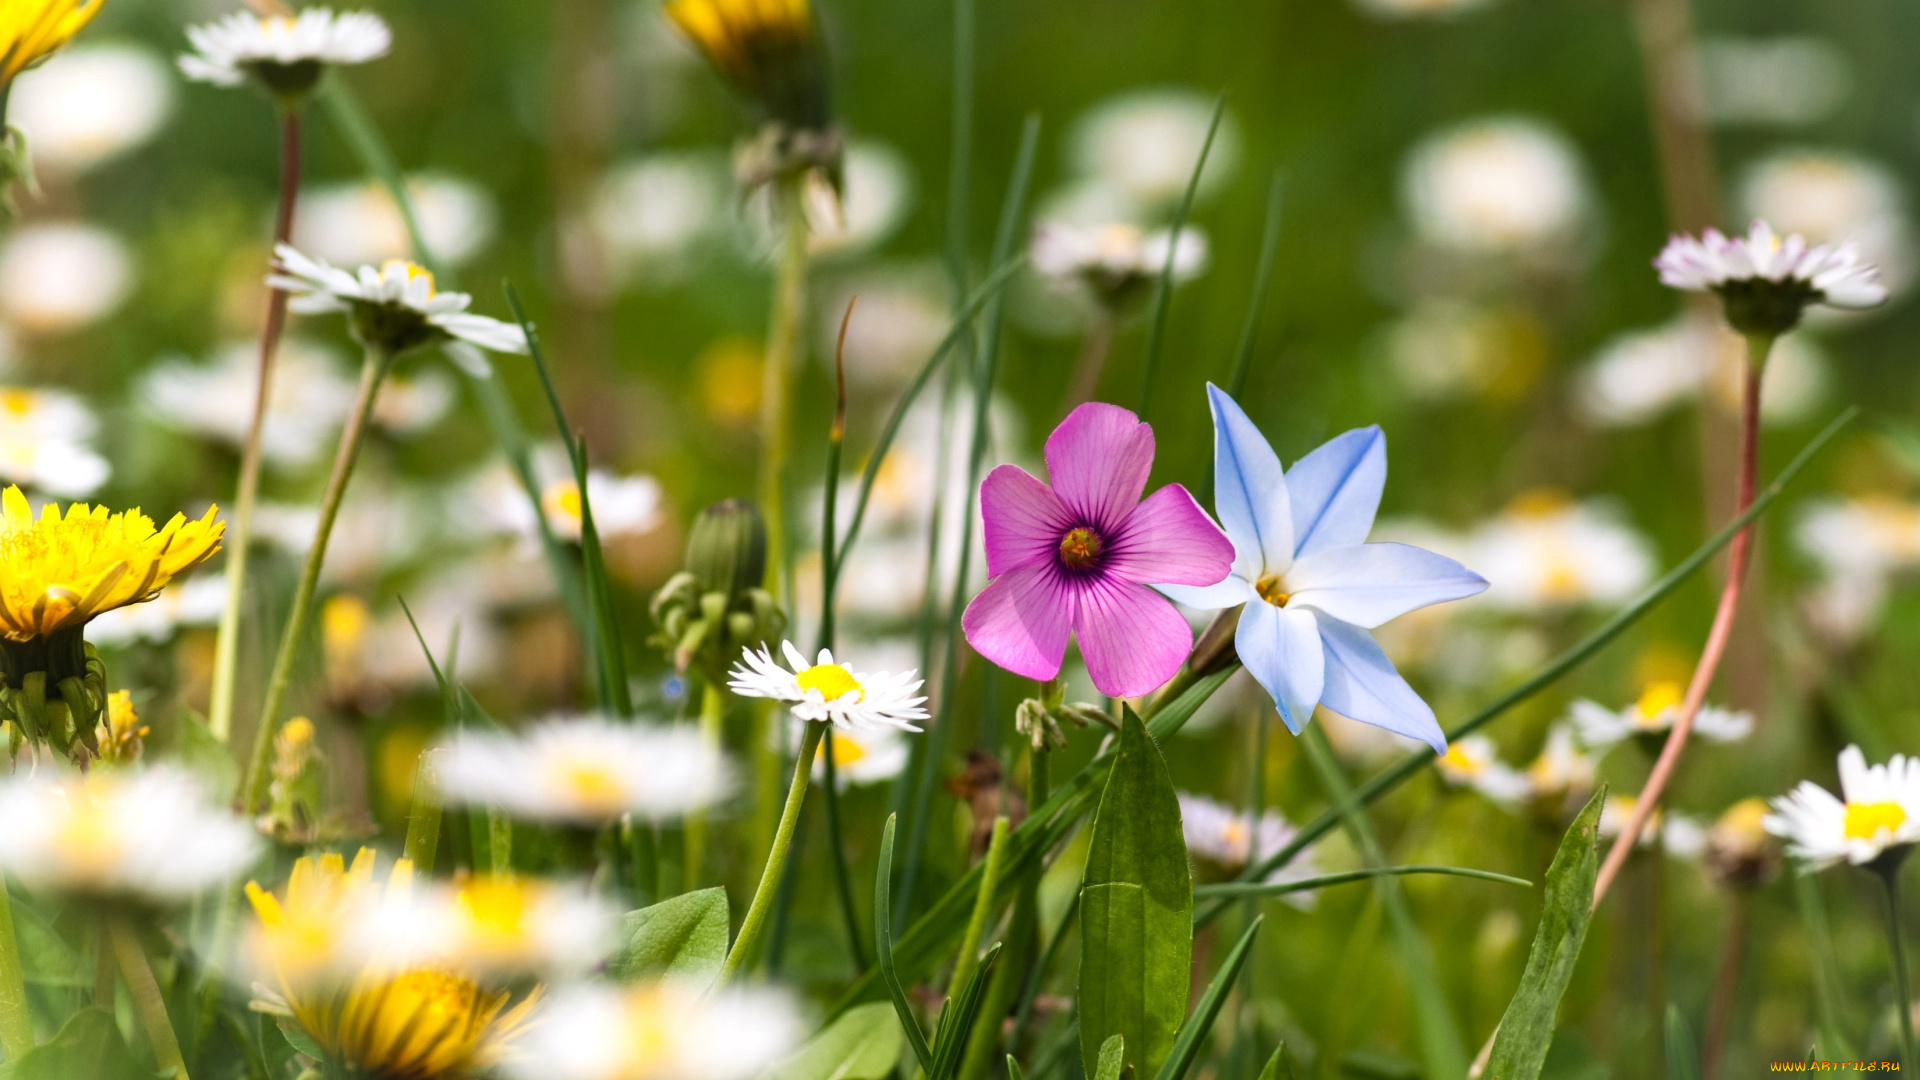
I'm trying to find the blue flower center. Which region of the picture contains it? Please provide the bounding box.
[1255,572,1291,607]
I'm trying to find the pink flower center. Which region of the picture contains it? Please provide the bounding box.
[1058,527,1104,569]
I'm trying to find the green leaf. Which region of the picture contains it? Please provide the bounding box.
[1665,1006,1702,1080]
[874,815,935,1077]
[1194,865,1531,899]
[769,1003,903,1080]
[167,709,237,798]
[1095,1035,1128,1080]
[606,887,730,987]
[929,943,1002,1080]
[0,1008,152,1080]
[1079,708,1192,1080]
[276,1016,326,1061]
[1255,1043,1291,1080]
[1485,788,1607,1080]
[8,895,84,988]
[1155,916,1262,1080]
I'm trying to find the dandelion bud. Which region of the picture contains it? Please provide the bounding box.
[686,499,768,602]
[653,501,785,679]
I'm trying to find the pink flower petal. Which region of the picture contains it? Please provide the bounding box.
[1045,402,1154,530]
[1105,483,1235,587]
[980,464,1075,577]
[962,564,1073,682]
[1072,575,1193,698]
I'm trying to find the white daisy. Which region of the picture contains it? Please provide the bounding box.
[0,385,108,496]
[1764,745,1920,869]
[352,873,617,978]
[178,9,390,91]
[0,766,259,903]
[1523,723,1598,812]
[1435,735,1532,805]
[1401,117,1589,254]
[0,222,132,334]
[436,715,732,825]
[294,174,498,271]
[1176,792,1324,908]
[266,244,528,370]
[1656,219,1886,335]
[1573,317,1829,429]
[1465,492,1657,613]
[729,642,928,733]
[1068,89,1240,207]
[142,338,355,466]
[1567,682,1753,753]
[1598,795,1707,858]
[1030,221,1208,310]
[9,43,175,174]
[1739,149,1911,304]
[505,981,803,1080]
[471,446,665,546]
[793,718,909,788]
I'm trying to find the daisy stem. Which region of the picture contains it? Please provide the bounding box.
[1881,866,1916,1070]
[109,913,191,1080]
[758,176,809,609]
[719,717,824,989]
[1591,333,1771,908]
[240,341,393,814]
[209,104,304,744]
[684,682,724,888]
[1060,310,1112,418]
[0,884,31,1059]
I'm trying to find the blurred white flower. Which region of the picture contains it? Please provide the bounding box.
[1795,495,1920,644]
[806,139,915,256]
[255,481,438,584]
[816,265,950,386]
[0,223,133,334]
[355,873,618,978]
[594,151,729,287]
[1030,221,1207,311]
[87,571,227,647]
[1697,37,1850,127]
[370,366,456,434]
[438,716,732,824]
[178,8,390,87]
[294,174,499,271]
[1766,745,1920,869]
[9,43,175,173]
[1352,0,1495,20]
[1435,735,1531,805]
[1567,681,1752,753]
[1383,301,1543,403]
[506,981,803,1080]
[142,339,354,466]
[1068,88,1239,207]
[1177,792,1323,907]
[0,386,107,496]
[1574,318,1829,428]
[1524,724,1598,812]
[1739,149,1913,305]
[1465,492,1656,612]
[0,767,257,902]
[794,718,909,787]
[321,583,504,706]
[469,445,665,546]
[1401,117,1590,254]
[1599,795,1706,857]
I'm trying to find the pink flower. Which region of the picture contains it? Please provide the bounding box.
[961,402,1235,698]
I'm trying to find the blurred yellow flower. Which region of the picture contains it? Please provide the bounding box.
[663,0,811,90]
[663,0,833,146]
[0,0,105,85]
[93,687,144,763]
[0,485,223,641]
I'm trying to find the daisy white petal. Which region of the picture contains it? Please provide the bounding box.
[729,641,928,732]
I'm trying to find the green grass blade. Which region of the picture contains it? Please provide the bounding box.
[932,943,1004,1080]
[1193,865,1532,899]
[1199,406,1859,929]
[1255,1043,1291,1080]
[1225,171,1285,400]
[874,814,936,1076]
[1153,916,1262,1080]
[1137,92,1226,420]
[1666,1006,1702,1080]
[1795,872,1857,1060]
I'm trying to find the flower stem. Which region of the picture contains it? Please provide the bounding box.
[209,105,304,744]
[1884,866,1918,1069]
[0,884,33,1059]
[684,681,724,888]
[240,342,393,813]
[1592,334,1771,908]
[1060,310,1113,417]
[820,736,868,971]
[1702,890,1747,1076]
[758,177,809,606]
[109,914,191,1080]
[718,717,823,988]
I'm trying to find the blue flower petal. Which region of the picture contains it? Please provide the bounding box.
[1206,383,1293,579]
[1286,427,1385,559]
[1235,601,1324,734]
[1285,542,1488,628]
[1315,614,1447,754]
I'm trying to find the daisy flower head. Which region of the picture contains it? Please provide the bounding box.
[1655,219,1886,337]
[267,244,528,372]
[178,8,390,100]
[352,872,618,979]
[1705,797,1782,889]
[1598,795,1706,858]
[436,715,731,826]
[792,717,909,787]
[730,642,928,732]
[1567,681,1752,753]
[505,980,803,1080]
[1030,221,1208,313]
[1765,745,1920,870]
[1523,723,1597,818]
[1177,792,1324,907]
[0,765,257,904]
[1435,734,1531,806]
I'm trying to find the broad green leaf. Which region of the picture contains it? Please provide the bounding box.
[8,896,84,988]
[607,887,730,987]
[1665,1006,1702,1080]
[1155,916,1262,1080]
[1485,789,1606,1080]
[1079,708,1191,1080]
[1255,1043,1292,1080]
[770,1003,903,1080]
[277,1016,326,1061]
[1095,1035,1127,1080]
[0,1008,151,1080]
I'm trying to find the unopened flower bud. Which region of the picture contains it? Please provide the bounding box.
[686,500,768,602]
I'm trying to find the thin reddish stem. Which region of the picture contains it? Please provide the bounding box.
[1593,337,1767,907]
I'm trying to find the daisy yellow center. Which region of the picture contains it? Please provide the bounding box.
[458,878,533,946]
[1540,559,1581,601]
[381,259,437,295]
[1254,572,1290,607]
[544,480,584,525]
[0,389,35,417]
[798,664,862,702]
[1844,801,1907,840]
[1634,681,1683,727]
[552,758,627,810]
[1220,819,1249,856]
[826,732,869,766]
[56,797,122,877]
[1440,744,1481,773]
[1058,527,1103,569]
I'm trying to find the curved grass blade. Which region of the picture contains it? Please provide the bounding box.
[1225,171,1285,400]
[1666,1005,1702,1080]
[1153,915,1262,1080]
[874,814,935,1076]
[1199,405,1859,929]
[1137,92,1225,420]
[1194,865,1531,900]
[1256,1043,1292,1080]
[931,943,1004,1080]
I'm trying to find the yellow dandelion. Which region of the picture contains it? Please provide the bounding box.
[0,485,223,642]
[662,0,830,134]
[0,0,105,86]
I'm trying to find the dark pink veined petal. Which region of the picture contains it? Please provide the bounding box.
[1071,574,1194,698]
[980,464,1075,577]
[961,563,1074,681]
[1045,402,1154,530]
[1104,483,1236,587]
